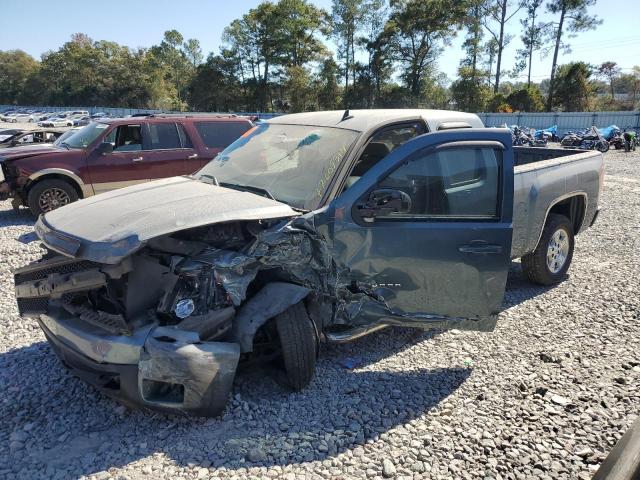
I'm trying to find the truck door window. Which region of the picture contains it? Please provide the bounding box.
[346,123,424,190]
[374,147,501,220]
[106,125,142,152]
[148,123,182,150]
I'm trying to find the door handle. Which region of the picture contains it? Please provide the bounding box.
[458,243,503,254]
[132,157,143,163]
[187,153,198,159]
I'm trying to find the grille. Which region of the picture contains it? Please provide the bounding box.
[14,258,99,284]
[14,256,100,316]
[17,297,49,315]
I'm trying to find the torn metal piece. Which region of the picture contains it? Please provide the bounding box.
[139,327,240,416]
[229,282,311,353]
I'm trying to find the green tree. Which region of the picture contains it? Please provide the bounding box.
[460,0,487,80]
[545,0,602,110]
[183,39,203,69]
[383,0,466,98]
[188,54,243,111]
[482,0,523,94]
[597,61,621,100]
[331,0,366,102]
[150,30,193,109]
[552,61,594,111]
[0,50,40,104]
[316,58,341,109]
[506,85,545,111]
[450,66,491,112]
[515,0,546,86]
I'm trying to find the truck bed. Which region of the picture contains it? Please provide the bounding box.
[511,147,603,259]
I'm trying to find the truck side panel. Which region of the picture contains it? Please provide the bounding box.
[511,149,603,259]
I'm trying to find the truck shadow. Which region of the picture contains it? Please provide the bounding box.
[503,260,555,309]
[0,339,469,477]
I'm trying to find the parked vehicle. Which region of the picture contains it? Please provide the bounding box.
[0,129,63,149]
[622,128,638,152]
[13,109,604,417]
[38,115,74,128]
[509,125,546,147]
[0,128,24,143]
[0,115,254,214]
[598,125,620,141]
[561,126,609,152]
[72,116,91,127]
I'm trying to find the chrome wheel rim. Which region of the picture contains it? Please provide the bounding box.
[39,188,71,212]
[546,228,570,274]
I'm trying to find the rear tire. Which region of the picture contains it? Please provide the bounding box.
[27,179,79,216]
[521,214,574,286]
[275,302,317,391]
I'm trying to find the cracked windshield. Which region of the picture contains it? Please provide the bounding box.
[197,123,359,210]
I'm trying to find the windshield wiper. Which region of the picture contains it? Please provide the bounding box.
[220,182,276,200]
[60,142,71,150]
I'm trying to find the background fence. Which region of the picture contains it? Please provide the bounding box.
[479,111,640,133]
[2,105,639,132]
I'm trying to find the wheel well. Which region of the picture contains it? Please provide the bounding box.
[548,195,586,234]
[27,174,83,199]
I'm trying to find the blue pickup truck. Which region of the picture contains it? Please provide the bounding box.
[14,109,604,416]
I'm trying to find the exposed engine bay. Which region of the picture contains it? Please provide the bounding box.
[17,219,325,342]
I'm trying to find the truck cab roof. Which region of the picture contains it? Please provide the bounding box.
[267,109,484,133]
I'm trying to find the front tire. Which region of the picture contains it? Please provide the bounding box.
[521,214,575,286]
[275,302,317,391]
[27,179,79,216]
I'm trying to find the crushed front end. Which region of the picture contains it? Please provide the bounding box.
[14,248,243,416]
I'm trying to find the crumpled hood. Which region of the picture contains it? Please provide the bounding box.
[0,144,64,159]
[36,176,299,263]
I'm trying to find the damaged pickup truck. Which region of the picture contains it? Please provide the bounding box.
[14,109,604,416]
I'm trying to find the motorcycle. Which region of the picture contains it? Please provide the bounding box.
[609,127,625,150]
[511,125,547,147]
[598,125,620,142]
[534,125,559,143]
[622,128,638,152]
[560,126,609,152]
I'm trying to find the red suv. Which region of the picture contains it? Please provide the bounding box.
[0,115,253,215]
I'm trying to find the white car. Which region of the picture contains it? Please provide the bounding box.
[12,113,35,123]
[39,116,74,128]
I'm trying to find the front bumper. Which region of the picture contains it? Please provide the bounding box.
[38,310,240,417]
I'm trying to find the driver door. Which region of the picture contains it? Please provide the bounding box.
[330,129,514,331]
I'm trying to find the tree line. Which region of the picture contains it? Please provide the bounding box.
[0,0,638,113]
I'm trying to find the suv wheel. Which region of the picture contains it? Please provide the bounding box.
[521,214,575,286]
[275,302,317,391]
[27,179,79,216]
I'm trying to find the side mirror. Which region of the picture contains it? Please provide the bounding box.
[96,142,113,155]
[356,188,412,223]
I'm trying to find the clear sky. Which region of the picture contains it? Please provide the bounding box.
[1,0,638,85]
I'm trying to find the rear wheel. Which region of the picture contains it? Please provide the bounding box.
[27,179,79,216]
[275,302,317,391]
[521,214,575,286]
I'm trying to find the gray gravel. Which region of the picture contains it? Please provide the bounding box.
[1,149,639,480]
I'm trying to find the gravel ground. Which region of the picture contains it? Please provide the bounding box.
[0,148,638,480]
